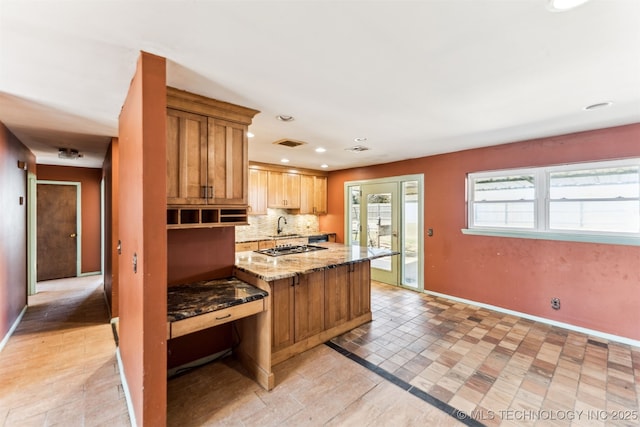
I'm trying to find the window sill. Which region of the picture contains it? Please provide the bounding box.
[460,228,640,246]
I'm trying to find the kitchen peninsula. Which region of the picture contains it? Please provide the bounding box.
[232,242,397,390]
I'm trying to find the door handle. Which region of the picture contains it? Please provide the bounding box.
[70,233,77,238]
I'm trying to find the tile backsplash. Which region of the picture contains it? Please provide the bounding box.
[235,209,320,240]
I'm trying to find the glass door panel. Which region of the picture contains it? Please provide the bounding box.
[402,180,419,289]
[361,182,398,285]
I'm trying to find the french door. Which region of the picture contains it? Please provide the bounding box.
[346,175,423,290]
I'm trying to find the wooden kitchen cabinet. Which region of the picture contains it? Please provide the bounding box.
[300,175,327,214]
[166,109,208,205]
[267,171,300,209]
[271,271,325,352]
[271,277,295,352]
[324,265,350,329]
[166,109,248,205]
[235,241,259,252]
[349,260,371,319]
[294,271,325,342]
[248,168,268,215]
[165,87,259,228]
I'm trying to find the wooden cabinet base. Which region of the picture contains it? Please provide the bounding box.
[271,312,371,366]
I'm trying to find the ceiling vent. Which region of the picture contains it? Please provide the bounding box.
[273,139,306,148]
[345,145,370,152]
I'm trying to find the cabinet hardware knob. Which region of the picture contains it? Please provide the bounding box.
[70,233,77,238]
[215,313,232,320]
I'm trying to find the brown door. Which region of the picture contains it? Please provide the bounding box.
[37,183,78,281]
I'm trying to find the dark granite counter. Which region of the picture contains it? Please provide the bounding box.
[167,277,269,322]
[234,242,399,282]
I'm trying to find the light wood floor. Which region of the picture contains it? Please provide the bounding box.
[0,275,130,426]
[1,276,638,426]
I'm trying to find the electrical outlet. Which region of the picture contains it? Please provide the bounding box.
[551,297,561,310]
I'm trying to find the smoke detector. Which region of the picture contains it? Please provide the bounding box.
[58,148,82,159]
[345,145,370,152]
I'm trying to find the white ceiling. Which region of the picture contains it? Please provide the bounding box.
[1,0,639,170]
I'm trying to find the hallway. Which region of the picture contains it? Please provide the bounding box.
[0,276,130,426]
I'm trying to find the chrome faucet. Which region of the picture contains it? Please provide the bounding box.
[277,216,287,235]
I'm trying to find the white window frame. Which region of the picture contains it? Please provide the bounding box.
[463,158,640,247]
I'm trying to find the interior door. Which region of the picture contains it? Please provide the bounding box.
[360,182,399,285]
[37,183,78,281]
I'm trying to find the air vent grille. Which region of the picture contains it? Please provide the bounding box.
[345,145,370,152]
[273,139,306,148]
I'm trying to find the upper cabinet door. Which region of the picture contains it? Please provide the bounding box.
[300,175,327,214]
[267,171,300,209]
[166,109,208,205]
[248,168,268,215]
[207,118,248,205]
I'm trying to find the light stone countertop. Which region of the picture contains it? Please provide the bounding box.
[233,242,398,282]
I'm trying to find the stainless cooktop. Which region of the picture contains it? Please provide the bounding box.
[254,244,328,257]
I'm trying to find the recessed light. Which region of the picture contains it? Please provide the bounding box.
[547,0,590,12]
[280,158,290,163]
[321,164,329,169]
[276,115,294,122]
[247,132,254,138]
[354,137,367,142]
[315,147,326,153]
[584,101,612,111]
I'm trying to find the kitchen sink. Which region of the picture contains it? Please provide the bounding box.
[254,244,328,257]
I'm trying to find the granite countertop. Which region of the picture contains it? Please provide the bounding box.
[234,242,399,282]
[167,277,269,322]
[236,231,336,244]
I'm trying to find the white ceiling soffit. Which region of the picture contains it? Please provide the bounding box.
[1,0,639,170]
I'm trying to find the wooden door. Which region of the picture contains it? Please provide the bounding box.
[271,277,295,352]
[37,184,77,281]
[248,169,268,215]
[294,271,325,342]
[324,265,350,329]
[349,260,371,319]
[166,108,208,204]
[208,118,248,205]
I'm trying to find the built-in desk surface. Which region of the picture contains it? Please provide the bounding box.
[167,278,269,340]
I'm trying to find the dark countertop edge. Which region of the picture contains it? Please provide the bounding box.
[167,279,268,322]
[168,294,267,322]
[236,232,337,244]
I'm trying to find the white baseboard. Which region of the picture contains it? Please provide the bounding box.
[116,348,136,427]
[0,306,27,353]
[423,289,640,348]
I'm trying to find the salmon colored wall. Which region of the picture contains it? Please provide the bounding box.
[167,227,235,285]
[166,227,236,367]
[0,122,35,340]
[322,124,640,341]
[103,139,119,317]
[118,52,167,427]
[37,164,102,273]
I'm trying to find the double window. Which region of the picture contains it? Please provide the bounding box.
[467,158,640,241]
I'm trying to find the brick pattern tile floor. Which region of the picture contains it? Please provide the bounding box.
[2,277,638,426]
[331,281,640,427]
